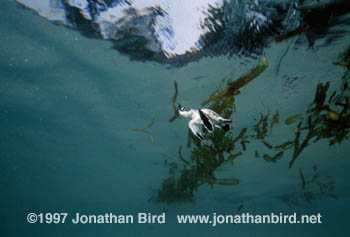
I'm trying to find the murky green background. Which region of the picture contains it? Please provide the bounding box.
[1,0,350,236]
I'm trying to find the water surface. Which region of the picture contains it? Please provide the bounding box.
[1,0,350,236]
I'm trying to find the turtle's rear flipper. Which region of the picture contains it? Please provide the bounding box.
[215,122,231,131]
[221,123,230,131]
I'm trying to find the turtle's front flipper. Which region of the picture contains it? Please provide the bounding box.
[199,109,213,133]
[189,120,205,141]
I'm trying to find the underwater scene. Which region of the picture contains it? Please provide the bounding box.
[1,0,350,236]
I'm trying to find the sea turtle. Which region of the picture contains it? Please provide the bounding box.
[178,107,231,141]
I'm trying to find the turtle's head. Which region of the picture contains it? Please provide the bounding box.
[178,107,193,118]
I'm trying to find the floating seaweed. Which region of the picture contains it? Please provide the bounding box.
[274,151,284,160]
[299,169,306,190]
[237,204,244,212]
[178,146,190,165]
[278,166,337,206]
[333,61,350,69]
[261,140,273,149]
[169,81,180,123]
[153,137,242,204]
[252,112,269,139]
[132,119,155,143]
[262,151,284,164]
[154,60,258,203]
[295,1,350,48]
[208,178,239,186]
[201,58,268,109]
[285,114,302,125]
[226,152,243,164]
[270,110,280,133]
[274,141,294,150]
[328,108,339,121]
[333,47,350,69]
[286,52,350,167]
[255,151,260,158]
[154,48,350,203]
[263,153,277,163]
[275,23,310,43]
[152,167,197,204]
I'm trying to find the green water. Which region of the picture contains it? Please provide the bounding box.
[1,0,350,236]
